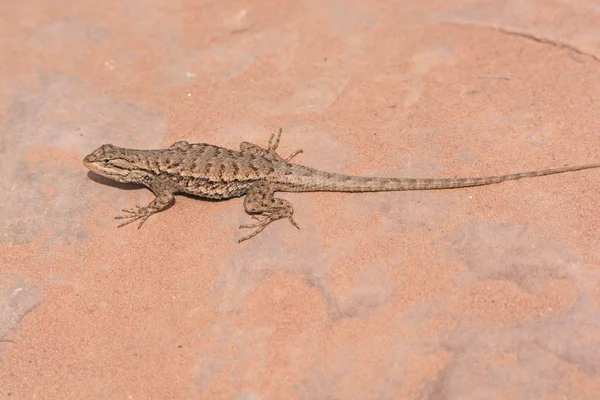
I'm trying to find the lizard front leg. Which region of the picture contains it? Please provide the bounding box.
[115,179,175,228]
[238,181,299,242]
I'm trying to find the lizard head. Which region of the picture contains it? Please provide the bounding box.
[83,144,151,183]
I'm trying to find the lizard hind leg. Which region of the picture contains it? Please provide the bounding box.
[238,181,299,242]
[239,128,302,161]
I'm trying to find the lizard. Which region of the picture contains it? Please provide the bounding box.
[83,128,600,242]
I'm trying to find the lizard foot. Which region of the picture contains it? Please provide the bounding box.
[115,205,153,228]
[241,181,300,242]
[268,128,303,162]
[238,213,300,243]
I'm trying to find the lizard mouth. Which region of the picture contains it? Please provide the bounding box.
[83,154,95,167]
[83,156,103,173]
[83,157,129,180]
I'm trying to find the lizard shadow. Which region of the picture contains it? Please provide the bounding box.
[86,171,143,191]
[86,171,229,205]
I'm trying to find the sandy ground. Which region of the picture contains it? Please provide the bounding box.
[1,0,600,398]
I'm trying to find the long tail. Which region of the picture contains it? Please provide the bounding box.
[277,163,600,192]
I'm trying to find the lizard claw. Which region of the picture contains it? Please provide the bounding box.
[288,216,300,230]
[267,128,283,153]
[284,149,303,162]
[239,223,258,229]
[239,214,267,229]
